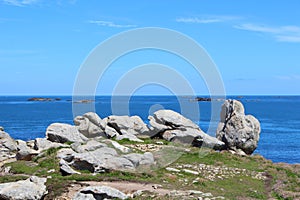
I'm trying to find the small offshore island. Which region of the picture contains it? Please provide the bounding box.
[0,100,299,199]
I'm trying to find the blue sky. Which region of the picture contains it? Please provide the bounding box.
[1,0,300,95]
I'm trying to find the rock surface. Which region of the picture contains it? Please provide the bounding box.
[57,140,155,174]
[149,110,225,150]
[0,176,47,200]
[46,123,88,143]
[34,138,68,152]
[0,128,17,163]
[73,186,128,200]
[15,140,38,161]
[216,99,261,155]
[74,112,105,138]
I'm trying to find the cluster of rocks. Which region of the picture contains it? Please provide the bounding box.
[0,99,262,199]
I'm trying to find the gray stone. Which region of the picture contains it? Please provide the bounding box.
[0,129,17,163]
[148,110,225,150]
[110,140,131,153]
[104,125,119,138]
[46,123,88,143]
[71,140,107,153]
[73,186,128,200]
[150,110,199,130]
[74,112,106,138]
[34,138,68,152]
[0,176,47,200]
[56,148,76,162]
[216,99,261,155]
[0,129,17,152]
[67,147,135,172]
[59,159,81,175]
[15,140,38,161]
[121,152,154,167]
[106,115,150,135]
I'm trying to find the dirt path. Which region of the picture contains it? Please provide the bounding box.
[55,180,172,199]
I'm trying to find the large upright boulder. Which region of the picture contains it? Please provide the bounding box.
[148,110,225,150]
[0,127,17,163]
[0,176,47,200]
[216,99,261,155]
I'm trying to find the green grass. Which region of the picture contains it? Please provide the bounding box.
[2,145,300,199]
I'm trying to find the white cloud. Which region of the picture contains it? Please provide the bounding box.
[88,20,137,28]
[2,0,38,6]
[176,15,240,24]
[234,23,300,43]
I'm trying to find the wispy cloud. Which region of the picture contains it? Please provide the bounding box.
[88,20,137,28]
[275,75,300,80]
[234,23,300,43]
[2,0,38,6]
[176,15,240,24]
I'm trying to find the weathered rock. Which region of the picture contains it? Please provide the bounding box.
[216,99,261,155]
[121,152,154,167]
[15,140,38,161]
[34,138,68,152]
[109,140,131,153]
[59,159,81,176]
[73,186,128,200]
[148,110,225,150]
[57,148,76,162]
[46,123,88,143]
[74,112,106,138]
[106,115,150,136]
[0,128,17,163]
[71,140,107,153]
[104,125,119,138]
[150,110,199,131]
[70,147,135,172]
[0,176,47,200]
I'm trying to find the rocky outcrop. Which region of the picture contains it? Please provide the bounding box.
[74,113,147,142]
[0,176,47,200]
[0,128,17,163]
[149,110,225,150]
[46,123,88,143]
[73,186,128,200]
[34,138,68,153]
[216,99,261,155]
[15,140,38,161]
[74,112,106,138]
[57,140,155,173]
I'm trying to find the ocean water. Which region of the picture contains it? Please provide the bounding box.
[0,95,299,164]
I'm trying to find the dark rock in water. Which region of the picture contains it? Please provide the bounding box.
[28,97,53,101]
[73,99,94,103]
[216,99,261,155]
[195,97,212,102]
[27,97,61,102]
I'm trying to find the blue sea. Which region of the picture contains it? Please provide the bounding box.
[0,96,299,164]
